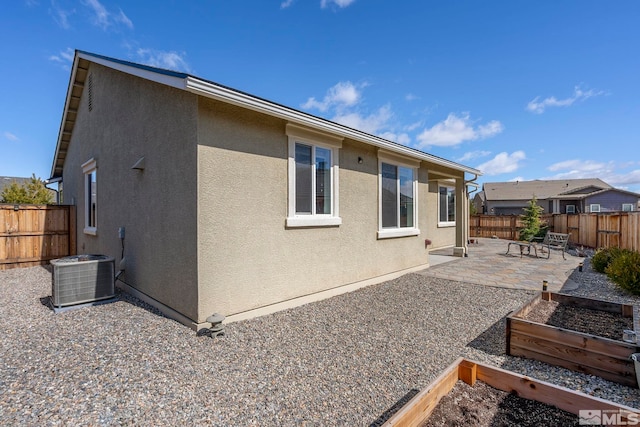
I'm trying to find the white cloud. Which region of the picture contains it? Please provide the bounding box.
[302,81,362,112]
[81,0,133,30]
[135,49,191,73]
[405,120,424,132]
[50,1,73,29]
[115,8,133,29]
[83,0,109,28]
[476,151,526,175]
[49,47,74,63]
[405,93,419,102]
[379,131,411,145]
[526,85,606,114]
[280,0,295,8]
[415,113,504,148]
[547,159,606,173]
[457,150,491,163]
[333,105,393,135]
[4,132,19,142]
[543,158,640,191]
[321,0,356,8]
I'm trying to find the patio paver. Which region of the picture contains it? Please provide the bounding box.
[420,237,583,292]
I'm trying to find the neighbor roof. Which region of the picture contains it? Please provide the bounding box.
[482,179,612,201]
[0,176,31,195]
[51,50,482,179]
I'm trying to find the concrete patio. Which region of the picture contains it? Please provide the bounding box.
[421,237,584,292]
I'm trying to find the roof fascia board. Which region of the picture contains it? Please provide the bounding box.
[50,52,82,179]
[77,51,187,90]
[185,76,481,176]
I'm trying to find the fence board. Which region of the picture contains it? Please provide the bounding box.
[471,212,640,251]
[0,205,75,270]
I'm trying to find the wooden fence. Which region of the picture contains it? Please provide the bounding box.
[0,204,76,270]
[470,212,640,251]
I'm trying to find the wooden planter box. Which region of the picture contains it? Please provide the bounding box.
[507,291,640,388]
[383,358,639,427]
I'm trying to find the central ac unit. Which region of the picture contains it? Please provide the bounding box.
[51,255,115,308]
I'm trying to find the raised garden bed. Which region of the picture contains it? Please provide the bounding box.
[382,358,639,426]
[507,291,640,388]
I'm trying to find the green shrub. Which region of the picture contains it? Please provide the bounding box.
[606,250,640,295]
[591,247,626,273]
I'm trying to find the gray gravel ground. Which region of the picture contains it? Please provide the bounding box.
[1,260,639,426]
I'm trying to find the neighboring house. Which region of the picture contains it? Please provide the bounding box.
[0,177,32,195]
[51,50,481,330]
[474,179,640,215]
[0,176,57,203]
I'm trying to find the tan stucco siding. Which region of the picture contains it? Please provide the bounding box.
[61,63,200,320]
[196,98,448,321]
[423,181,457,250]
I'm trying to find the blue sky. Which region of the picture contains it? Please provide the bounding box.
[2,0,640,193]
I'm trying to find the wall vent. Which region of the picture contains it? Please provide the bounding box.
[51,255,115,308]
[88,73,93,112]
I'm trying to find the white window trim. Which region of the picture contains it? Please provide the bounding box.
[437,182,456,228]
[377,150,420,239]
[566,205,576,214]
[286,124,343,228]
[590,204,601,213]
[82,158,97,235]
[622,203,634,212]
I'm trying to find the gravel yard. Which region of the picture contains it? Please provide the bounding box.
[1,257,639,426]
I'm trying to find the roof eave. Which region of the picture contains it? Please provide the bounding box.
[50,52,82,179]
[185,76,481,176]
[51,51,481,179]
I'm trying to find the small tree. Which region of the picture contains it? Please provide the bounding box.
[1,174,54,204]
[519,196,545,241]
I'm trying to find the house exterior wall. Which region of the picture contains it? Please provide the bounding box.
[585,192,639,212]
[424,171,462,250]
[485,199,546,216]
[558,199,584,214]
[195,98,454,320]
[61,63,201,320]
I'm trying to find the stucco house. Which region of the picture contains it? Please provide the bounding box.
[474,179,640,215]
[51,50,481,330]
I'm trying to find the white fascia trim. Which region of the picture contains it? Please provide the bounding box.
[185,77,481,176]
[377,228,421,239]
[286,216,343,228]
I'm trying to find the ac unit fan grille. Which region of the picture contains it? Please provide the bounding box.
[51,255,115,307]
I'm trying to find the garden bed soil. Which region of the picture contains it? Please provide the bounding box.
[506,292,639,387]
[423,380,578,426]
[520,299,633,341]
[382,358,639,427]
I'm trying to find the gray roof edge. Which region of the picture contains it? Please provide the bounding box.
[51,50,481,178]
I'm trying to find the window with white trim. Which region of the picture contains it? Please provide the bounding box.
[286,124,342,227]
[82,158,97,235]
[377,151,419,239]
[590,204,601,213]
[622,203,634,212]
[438,184,456,226]
[566,205,576,214]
